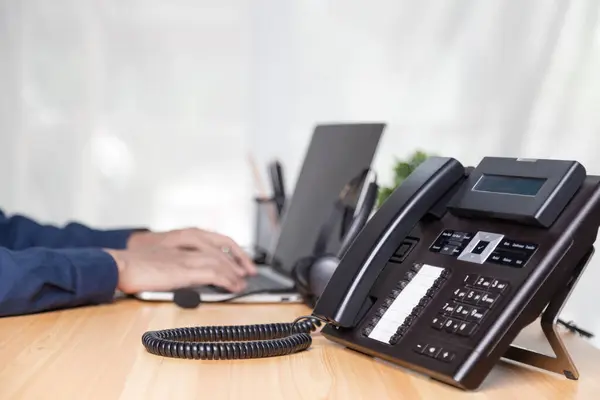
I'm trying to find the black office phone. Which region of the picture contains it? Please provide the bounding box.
[313,156,600,390]
[141,156,600,391]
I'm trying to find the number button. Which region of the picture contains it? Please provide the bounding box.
[479,292,499,307]
[474,276,493,290]
[463,290,484,305]
[467,307,487,323]
[489,279,509,293]
[463,274,479,286]
[444,318,460,333]
[453,287,468,301]
[441,302,457,315]
[453,304,472,319]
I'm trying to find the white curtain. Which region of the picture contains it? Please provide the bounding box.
[0,0,253,244]
[250,0,600,345]
[1,0,600,343]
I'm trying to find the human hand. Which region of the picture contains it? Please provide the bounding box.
[105,247,247,294]
[126,228,256,276]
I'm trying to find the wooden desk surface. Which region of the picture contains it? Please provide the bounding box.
[0,300,598,399]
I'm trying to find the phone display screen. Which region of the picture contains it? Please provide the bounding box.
[472,174,546,197]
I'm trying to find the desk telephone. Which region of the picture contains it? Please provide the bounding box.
[142,156,600,391]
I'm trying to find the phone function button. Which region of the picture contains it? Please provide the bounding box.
[391,238,419,263]
[418,297,430,308]
[441,230,454,238]
[410,306,425,318]
[429,243,442,252]
[396,280,410,290]
[440,245,460,256]
[404,271,416,281]
[472,240,490,254]
[424,344,442,358]
[395,243,411,257]
[436,349,456,363]
[362,325,374,336]
[389,334,401,345]
[368,264,446,345]
[433,277,445,288]
[413,342,428,354]
[410,263,423,273]
[431,315,446,330]
[499,239,539,255]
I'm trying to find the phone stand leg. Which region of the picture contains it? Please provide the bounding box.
[502,247,594,380]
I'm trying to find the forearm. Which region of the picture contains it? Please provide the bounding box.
[0,211,141,250]
[0,247,119,317]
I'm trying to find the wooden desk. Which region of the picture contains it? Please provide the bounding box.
[0,300,598,399]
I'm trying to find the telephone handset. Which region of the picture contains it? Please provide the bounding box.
[313,157,467,327]
[142,156,600,391]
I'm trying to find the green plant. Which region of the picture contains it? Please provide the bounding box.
[377,150,433,207]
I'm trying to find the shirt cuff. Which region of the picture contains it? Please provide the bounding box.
[87,228,147,250]
[59,248,120,303]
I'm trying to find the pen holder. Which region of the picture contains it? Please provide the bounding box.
[252,197,281,263]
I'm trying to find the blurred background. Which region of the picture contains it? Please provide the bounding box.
[0,1,599,344]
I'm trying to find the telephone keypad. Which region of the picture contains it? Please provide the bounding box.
[431,274,508,341]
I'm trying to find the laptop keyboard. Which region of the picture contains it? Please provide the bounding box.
[207,272,293,294]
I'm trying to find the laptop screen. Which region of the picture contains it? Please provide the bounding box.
[269,123,385,275]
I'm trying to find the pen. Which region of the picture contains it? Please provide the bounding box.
[268,160,286,216]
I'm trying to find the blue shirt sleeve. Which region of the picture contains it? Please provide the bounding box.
[0,246,118,317]
[0,209,143,250]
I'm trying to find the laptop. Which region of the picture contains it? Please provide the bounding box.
[134,123,385,303]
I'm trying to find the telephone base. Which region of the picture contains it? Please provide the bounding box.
[503,247,594,380]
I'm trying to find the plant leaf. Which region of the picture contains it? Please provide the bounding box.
[377,186,395,208]
[409,150,428,168]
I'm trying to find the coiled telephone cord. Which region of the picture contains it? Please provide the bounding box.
[141,316,324,360]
